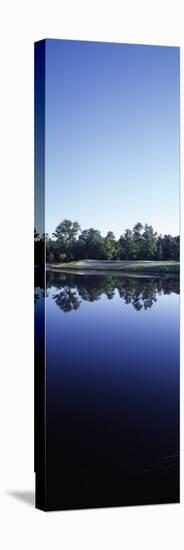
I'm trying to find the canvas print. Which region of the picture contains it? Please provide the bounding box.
[34,39,180,511]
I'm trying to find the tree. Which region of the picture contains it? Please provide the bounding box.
[45,219,180,263]
[156,235,163,260]
[132,223,143,259]
[78,228,107,259]
[34,228,40,240]
[142,224,157,259]
[119,229,137,259]
[45,233,54,262]
[173,236,180,261]
[104,231,118,259]
[34,228,44,266]
[105,231,116,241]
[52,219,81,261]
[162,234,178,260]
[53,219,81,245]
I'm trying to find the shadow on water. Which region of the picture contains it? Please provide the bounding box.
[35,270,179,313]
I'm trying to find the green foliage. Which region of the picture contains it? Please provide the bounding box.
[132,223,143,259]
[142,224,157,259]
[52,219,80,244]
[119,229,138,259]
[43,219,180,264]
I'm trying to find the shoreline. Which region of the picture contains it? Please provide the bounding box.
[46,260,179,277]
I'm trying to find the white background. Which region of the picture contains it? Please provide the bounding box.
[0,1,184,548]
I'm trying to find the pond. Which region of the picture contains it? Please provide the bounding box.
[35,271,180,509]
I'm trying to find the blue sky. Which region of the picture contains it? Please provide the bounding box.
[45,39,179,238]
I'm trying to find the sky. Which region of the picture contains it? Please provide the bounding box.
[45,39,179,238]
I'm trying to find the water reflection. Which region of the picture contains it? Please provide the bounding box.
[43,271,179,313]
[35,268,179,507]
[53,287,82,312]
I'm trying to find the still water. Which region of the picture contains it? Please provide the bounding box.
[36,271,179,509]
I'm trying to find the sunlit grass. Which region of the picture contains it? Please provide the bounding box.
[47,259,179,274]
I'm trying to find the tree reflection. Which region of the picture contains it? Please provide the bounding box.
[52,287,81,312]
[43,271,179,313]
[34,268,48,303]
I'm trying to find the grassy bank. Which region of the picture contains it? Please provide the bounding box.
[47,260,179,275]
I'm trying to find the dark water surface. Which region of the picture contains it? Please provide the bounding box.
[36,271,179,509]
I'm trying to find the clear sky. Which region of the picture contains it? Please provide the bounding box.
[45,39,179,238]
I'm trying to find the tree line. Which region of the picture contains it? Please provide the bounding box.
[35,219,180,263]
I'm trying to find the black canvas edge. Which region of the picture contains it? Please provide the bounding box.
[34,39,47,511]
